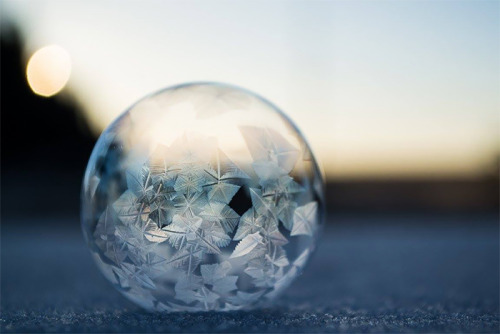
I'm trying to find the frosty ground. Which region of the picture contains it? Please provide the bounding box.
[1,214,498,333]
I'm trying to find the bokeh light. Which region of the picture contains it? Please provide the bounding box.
[26,45,71,97]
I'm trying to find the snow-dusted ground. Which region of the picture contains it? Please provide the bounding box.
[1,214,498,332]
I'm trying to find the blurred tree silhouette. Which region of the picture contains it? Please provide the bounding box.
[1,23,96,219]
[1,24,95,171]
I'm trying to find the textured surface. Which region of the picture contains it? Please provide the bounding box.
[1,215,499,333]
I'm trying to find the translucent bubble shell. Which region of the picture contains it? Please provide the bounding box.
[81,83,325,311]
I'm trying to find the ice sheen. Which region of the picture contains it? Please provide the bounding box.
[82,83,323,312]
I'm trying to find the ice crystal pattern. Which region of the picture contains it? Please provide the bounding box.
[82,83,323,312]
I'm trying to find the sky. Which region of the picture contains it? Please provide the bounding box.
[2,0,499,180]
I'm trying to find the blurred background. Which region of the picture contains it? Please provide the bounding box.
[0,0,499,332]
[1,0,498,219]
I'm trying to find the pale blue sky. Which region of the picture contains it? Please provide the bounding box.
[2,0,498,178]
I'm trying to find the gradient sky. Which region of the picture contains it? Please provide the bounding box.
[2,0,499,179]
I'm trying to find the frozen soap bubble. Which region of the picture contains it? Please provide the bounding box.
[81,83,324,311]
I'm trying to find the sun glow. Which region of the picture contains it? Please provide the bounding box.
[26,45,71,97]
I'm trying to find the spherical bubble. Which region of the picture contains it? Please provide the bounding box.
[81,83,325,311]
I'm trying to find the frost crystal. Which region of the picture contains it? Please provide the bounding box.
[291,202,318,237]
[82,83,323,312]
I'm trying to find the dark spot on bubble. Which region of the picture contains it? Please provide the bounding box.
[229,186,252,216]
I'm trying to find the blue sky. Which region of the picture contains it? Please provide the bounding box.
[2,0,498,179]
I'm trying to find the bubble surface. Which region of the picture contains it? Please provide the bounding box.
[81,83,324,311]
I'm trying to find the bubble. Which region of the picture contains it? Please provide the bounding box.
[81,83,324,311]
